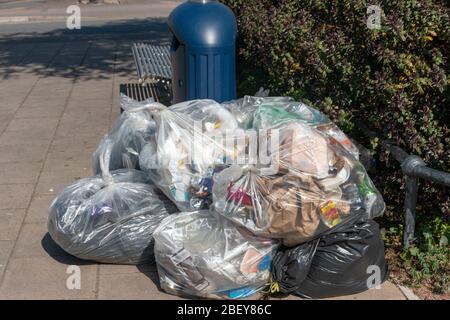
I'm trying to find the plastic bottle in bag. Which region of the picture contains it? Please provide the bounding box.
[92,94,159,174]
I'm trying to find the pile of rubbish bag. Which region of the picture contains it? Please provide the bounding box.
[48,92,388,299]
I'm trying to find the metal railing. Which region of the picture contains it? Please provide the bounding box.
[356,122,450,248]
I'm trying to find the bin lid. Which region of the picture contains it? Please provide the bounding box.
[168,0,237,47]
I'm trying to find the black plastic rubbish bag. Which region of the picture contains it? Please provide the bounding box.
[48,138,177,264]
[92,94,159,174]
[271,219,388,298]
[270,239,319,295]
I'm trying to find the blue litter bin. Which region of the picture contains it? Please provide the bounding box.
[169,0,237,103]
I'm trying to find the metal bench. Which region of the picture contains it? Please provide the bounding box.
[119,43,173,109]
[131,43,172,84]
[119,82,171,104]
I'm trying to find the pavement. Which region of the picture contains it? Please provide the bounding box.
[0,1,409,300]
[0,0,181,24]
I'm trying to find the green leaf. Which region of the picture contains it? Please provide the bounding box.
[439,235,448,247]
[409,247,420,257]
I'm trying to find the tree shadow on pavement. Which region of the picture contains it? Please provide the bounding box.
[0,18,172,81]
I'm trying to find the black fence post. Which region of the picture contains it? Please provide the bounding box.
[355,121,450,249]
[403,175,419,248]
[401,155,426,248]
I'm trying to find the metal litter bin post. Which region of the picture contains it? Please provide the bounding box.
[168,0,237,103]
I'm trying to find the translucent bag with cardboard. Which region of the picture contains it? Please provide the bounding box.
[92,94,158,174]
[143,99,242,211]
[153,210,278,299]
[48,138,177,264]
[212,114,385,247]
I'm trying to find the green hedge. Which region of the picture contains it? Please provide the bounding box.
[223,0,449,221]
[223,0,450,292]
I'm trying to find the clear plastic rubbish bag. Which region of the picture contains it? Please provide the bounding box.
[253,101,330,128]
[212,121,385,246]
[145,99,241,211]
[252,103,359,160]
[222,96,294,129]
[223,96,359,159]
[271,219,388,298]
[92,94,158,174]
[138,138,158,172]
[48,138,177,264]
[153,210,278,299]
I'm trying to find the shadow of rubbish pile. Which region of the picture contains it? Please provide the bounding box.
[0,18,172,81]
[41,232,165,292]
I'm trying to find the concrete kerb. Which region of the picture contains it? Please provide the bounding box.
[397,285,421,300]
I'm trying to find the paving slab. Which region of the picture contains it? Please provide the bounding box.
[98,270,183,300]
[37,78,75,87]
[0,209,26,241]
[34,168,90,196]
[55,121,110,138]
[325,281,405,300]
[0,256,98,299]
[0,129,54,145]
[26,85,72,98]
[58,110,112,124]
[0,118,11,134]
[23,194,54,224]
[42,152,92,174]
[64,100,112,112]
[65,99,113,113]
[0,118,59,145]
[0,184,34,209]
[0,143,49,163]
[99,263,155,276]
[15,104,65,119]
[20,97,68,109]
[0,93,29,108]
[10,222,65,259]
[0,161,42,184]
[70,86,114,100]
[0,102,21,117]
[49,133,103,154]
[0,240,14,280]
